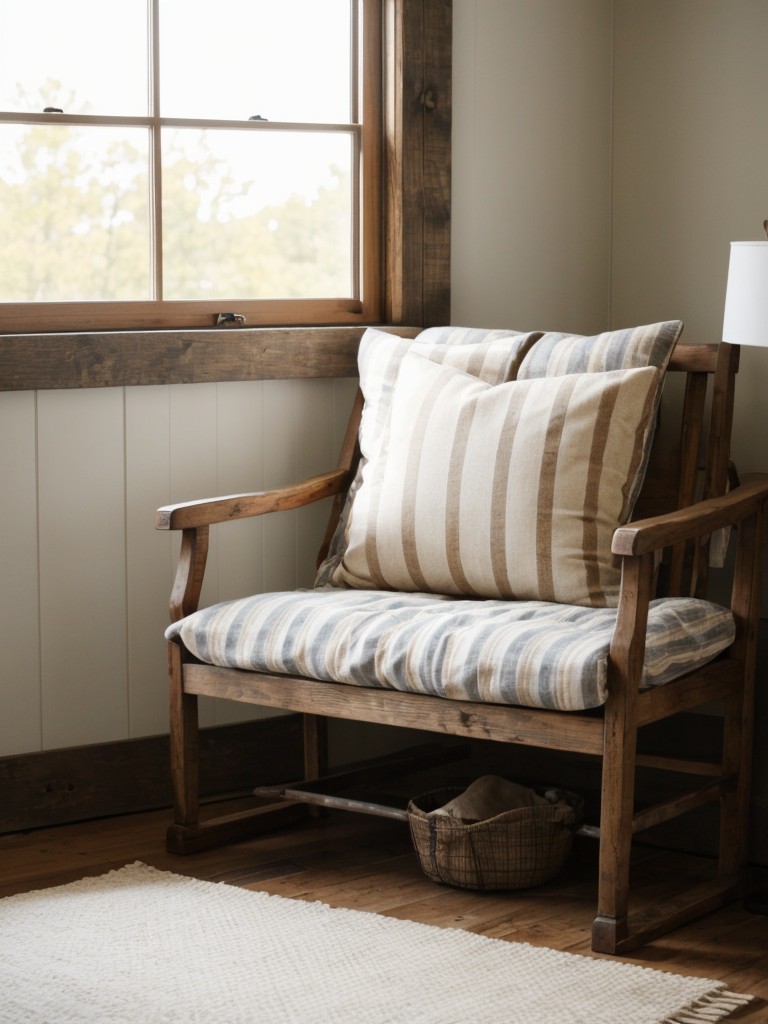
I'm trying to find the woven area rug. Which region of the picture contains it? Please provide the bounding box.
[0,862,752,1024]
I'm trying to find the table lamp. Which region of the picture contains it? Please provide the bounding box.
[722,227,768,349]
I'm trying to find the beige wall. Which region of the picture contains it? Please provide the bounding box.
[611,0,768,476]
[451,0,613,335]
[452,0,768,476]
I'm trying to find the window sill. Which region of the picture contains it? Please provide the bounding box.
[0,324,419,392]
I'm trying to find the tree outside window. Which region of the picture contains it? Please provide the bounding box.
[0,0,381,331]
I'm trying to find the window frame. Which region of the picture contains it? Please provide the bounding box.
[0,0,451,389]
[0,0,383,334]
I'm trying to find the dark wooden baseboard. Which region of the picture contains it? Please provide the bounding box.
[0,715,304,835]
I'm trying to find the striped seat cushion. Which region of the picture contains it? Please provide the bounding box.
[166,589,735,712]
[330,353,661,607]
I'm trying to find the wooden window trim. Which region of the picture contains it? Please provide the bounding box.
[0,0,451,391]
[383,0,452,326]
[1,0,380,334]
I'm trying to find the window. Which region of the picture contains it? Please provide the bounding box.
[0,0,382,332]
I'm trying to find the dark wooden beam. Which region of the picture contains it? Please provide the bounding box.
[0,716,304,834]
[0,325,421,392]
[384,0,452,326]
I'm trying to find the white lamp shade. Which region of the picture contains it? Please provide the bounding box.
[722,241,768,348]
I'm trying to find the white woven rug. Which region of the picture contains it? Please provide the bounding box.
[0,862,752,1024]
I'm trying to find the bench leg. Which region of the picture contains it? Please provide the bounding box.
[593,673,750,954]
[168,640,200,834]
[591,707,637,954]
[304,713,329,780]
[166,641,307,854]
[719,686,752,882]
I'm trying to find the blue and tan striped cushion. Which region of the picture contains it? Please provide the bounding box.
[516,321,683,379]
[166,589,735,712]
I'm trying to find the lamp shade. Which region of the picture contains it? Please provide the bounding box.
[722,241,768,348]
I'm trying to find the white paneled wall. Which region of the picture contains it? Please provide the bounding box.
[0,392,40,755]
[0,377,358,758]
[38,388,128,750]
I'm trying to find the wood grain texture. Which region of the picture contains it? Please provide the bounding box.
[0,326,421,392]
[0,802,765,1018]
[384,0,452,325]
[0,717,303,834]
[155,469,352,530]
[182,665,606,755]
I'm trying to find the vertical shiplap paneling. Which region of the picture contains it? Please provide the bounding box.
[261,380,301,593]
[37,388,128,749]
[294,379,338,586]
[168,382,220,727]
[214,380,268,725]
[125,385,175,738]
[215,380,265,601]
[0,392,42,755]
[1,373,359,757]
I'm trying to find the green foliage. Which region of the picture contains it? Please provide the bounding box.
[0,120,351,303]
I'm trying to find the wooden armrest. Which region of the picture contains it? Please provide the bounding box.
[612,475,768,557]
[155,469,351,531]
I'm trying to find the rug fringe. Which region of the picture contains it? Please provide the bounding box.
[662,988,753,1024]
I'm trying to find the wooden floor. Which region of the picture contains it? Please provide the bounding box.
[1,800,767,1022]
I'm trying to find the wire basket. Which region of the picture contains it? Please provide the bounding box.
[407,786,584,891]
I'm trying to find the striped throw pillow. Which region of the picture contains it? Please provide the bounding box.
[355,326,541,459]
[517,321,683,379]
[331,353,662,607]
[315,326,542,586]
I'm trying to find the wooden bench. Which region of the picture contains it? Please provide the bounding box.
[156,326,768,954]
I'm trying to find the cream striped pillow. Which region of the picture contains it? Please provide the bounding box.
[355,326,541,462]
[315,326,541,586]
[330,353,662,607]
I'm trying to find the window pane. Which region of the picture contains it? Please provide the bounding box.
[0,124,151,301]
[161,128,353,300]
[160,0,352,123]
[0,0,148,115]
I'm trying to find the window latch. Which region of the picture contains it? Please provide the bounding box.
[216,312,246,327]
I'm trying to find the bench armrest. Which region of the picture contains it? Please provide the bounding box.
[608,474,768,703]
[155,469,351,530]
[158,467,351,621]
[612,475,768,557]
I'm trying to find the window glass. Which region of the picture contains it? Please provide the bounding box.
[0,0,148,115]
[0,0,377,330]
[162,128,353,299]
[0,124,151,301]
[159,0,352,123]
